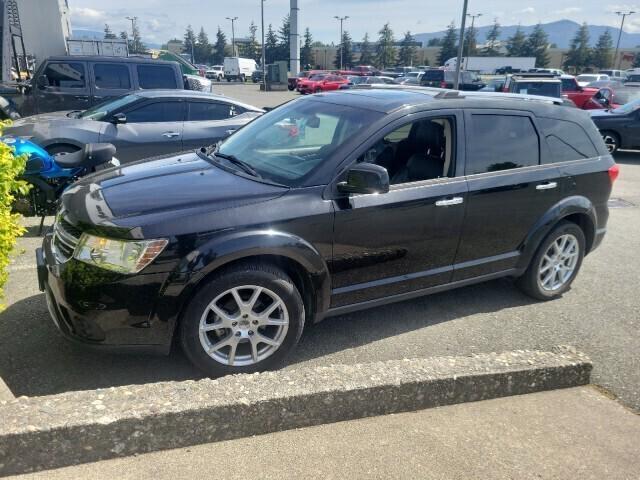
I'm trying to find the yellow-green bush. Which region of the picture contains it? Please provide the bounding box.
[0,122,29,310]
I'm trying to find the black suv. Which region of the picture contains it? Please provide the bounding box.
[37,88,617,376]
[421,69,485,90]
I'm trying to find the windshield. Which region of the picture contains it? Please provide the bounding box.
[309,74,327,81]
[216,98,379,185]
[614,89,640,105]
[78,94,139,120]
[577,75,598,83]
[513,82,561,97]
[612,97,640,114]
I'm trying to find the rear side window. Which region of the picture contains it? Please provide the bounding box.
[423,70,444,81]
[137,65,178,89]
[41,62,85,89]
[187,101,233,121]
[125,101,183,123]
[538,118,598,162]
[93,64,131,89]
[467,114,539,175]
[561,78,578,91]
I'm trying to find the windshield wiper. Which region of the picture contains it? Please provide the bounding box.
[213,151,261,178]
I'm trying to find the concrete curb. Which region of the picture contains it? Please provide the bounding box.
[0,346,591,477]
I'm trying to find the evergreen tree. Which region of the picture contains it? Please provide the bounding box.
[241,21,261,63]
[104,24,116,39]
[525,23,550,67]
[427,38,443,47]
[359,33,374,65]
[463,25,478,56]
[398,31,418,66]
[130,20,147,54]
[184,25,197,62]
[277,15,291,64]
[592,30,613,70]
[265,24,278,64]
[196,27,212,65]
[506,27,527,56]
[437,22,458,66]
[482,20,501,56]
[335,30,355,68]
[375,23,396,69]
[300,28,314,69]
[564,23,591,73]
[213,27,227,64]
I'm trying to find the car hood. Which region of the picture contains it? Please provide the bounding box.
[589,109,617,118]
[61,151,288,236]
[3,110,99,139]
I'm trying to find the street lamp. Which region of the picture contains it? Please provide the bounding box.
[614,11,634,69]
[453,0,469,90]
[334,15,349,70]
[226,16,238,57]
[125,16,137,54]
[465,13,482,61]
[261,0,266,91]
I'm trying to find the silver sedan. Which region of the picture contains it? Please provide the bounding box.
[4,90,264,163]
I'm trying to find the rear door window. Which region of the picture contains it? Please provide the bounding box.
[423,70,444,81]
[187,101,234,121]
[41,62,86,89]
[125,101,184,123]
[93,63,131,89]
[467,114,539,174]
[538,118,598,162]
[136,65,178,89]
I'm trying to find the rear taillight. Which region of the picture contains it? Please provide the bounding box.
[608,164,620,183]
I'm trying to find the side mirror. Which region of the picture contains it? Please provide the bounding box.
[111,112,127,125]
[337,163,390,195]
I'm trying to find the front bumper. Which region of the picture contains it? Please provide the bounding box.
[37,234,173,354]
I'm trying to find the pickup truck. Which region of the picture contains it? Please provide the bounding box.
[559,75,599,109]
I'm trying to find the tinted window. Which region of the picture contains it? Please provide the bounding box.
[93,63,131,89]
[513,82,561,97]
[538,118,598,163]
[137,65,178,89]
[423,70,444,81]
[187,101,233,121]
[41,62,85,89]
[561,78,578,91]
[125,101,183,123]
[467,115,539,174]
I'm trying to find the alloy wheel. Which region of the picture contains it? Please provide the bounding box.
[602,134,618,153]
[537,234,580,292]
[198,285,289,366]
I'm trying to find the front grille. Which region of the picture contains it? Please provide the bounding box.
[52,216,81,262]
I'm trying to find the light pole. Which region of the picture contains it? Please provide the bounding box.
[334,15,349,70]
[226,16,238,57]
[125,16,137,54]
[453,0,468,90]
[465,13,482,62]
[261,0,266,91]
[614,11,634,69]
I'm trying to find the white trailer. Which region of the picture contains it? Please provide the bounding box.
[444,56,536,74]
[224,57,258,82]
[67,39,128,57]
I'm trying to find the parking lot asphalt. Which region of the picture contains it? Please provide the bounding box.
[1,85,638,413]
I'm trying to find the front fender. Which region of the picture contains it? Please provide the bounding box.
[517,195,597,272]
[157,229,332,340]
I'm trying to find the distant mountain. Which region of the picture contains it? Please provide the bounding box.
[70,29,161,50]
[415,20,640,49]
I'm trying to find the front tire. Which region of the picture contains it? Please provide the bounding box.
[601,131,620,154]
[180,263,305,376]
[516,221,585,301]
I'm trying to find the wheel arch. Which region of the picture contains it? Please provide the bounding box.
[165,230,332,342]
[518,196,598,272]
[41,138,84,153]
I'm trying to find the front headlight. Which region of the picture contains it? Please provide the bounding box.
[73,234,168,274]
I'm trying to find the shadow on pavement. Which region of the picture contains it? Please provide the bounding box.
[613,150,640,165]
[0,278,534,397]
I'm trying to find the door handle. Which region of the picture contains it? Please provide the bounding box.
[536,182,558,191]
[162,132,180,138]
[73,96,89,102]
[435,197,464,207]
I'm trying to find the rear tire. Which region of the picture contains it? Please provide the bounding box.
[180,263,305,377]
[516,221,586,301]
[601,131,620,154]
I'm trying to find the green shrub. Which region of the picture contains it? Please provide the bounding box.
[0,122,29,310]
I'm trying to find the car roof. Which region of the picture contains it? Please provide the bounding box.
[46,55,177,66]
[130,90,264,111]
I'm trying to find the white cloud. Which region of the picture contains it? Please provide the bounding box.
[555,7,582,15]
[72,7,106,19]
[521,7,536,14]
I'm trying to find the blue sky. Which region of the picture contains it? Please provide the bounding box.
[69,0,640,45]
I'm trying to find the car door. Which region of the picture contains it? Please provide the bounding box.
[330,111,468,308]
[103,99,185,163]
[89,62,133,105]
[613,109,640,147]
[452,110,563,281]
[182,100,246,150]
[34,61,91,114]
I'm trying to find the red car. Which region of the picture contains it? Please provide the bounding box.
[559,75,599,109]
[583,86,640,110]
[297,73,348,94]
[351,65,381,76]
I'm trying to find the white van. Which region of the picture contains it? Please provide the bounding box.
[224,57,258,82]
